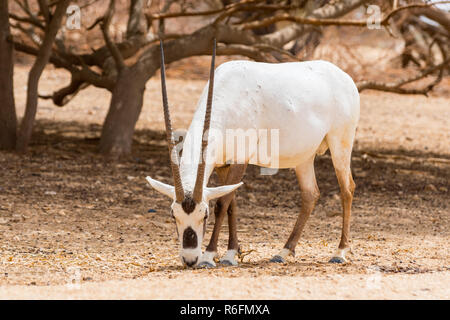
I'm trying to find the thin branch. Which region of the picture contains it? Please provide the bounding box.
[148,2,299,20]
[239,1,450,30]
[10,22,43,46]
[100,0,126,70]
[384,1,450,25]
[9,12,45,30]
[217,43,268,62]
[38,0,50,25]
[11,39,68,68]
[357,58,449,95]
[79,0,103,10]
[14,0,42,25]
[127,0,148,39]
[150,5,224,19]
[254,43,300,61]
[39,76,90,106]
[87,16,103,30]
[311,0,370,19]
[157,0,177,36]
[393,0,399,10]
[214,1,300,25]
[12,39,114,90]
[14,0,31,15]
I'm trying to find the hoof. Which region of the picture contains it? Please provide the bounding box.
[219,259,238,266]
[270,255,285,263]
[197,261,216,268]
[329,256,346,264]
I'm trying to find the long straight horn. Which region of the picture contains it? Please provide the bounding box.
[160,40,184,202]
[193,39,216,203]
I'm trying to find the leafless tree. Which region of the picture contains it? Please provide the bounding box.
[8,0,450,155]
[14,0,71,152]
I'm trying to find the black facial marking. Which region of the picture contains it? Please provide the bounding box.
[182,226,197,249]
[203,217,207,237]
[170,209,179,237]
[202,209,208,237]
[181,194,196,214]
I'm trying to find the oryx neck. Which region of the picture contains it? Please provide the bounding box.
[179,122,217,194]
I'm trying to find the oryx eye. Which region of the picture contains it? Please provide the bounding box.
[204,209,209,219]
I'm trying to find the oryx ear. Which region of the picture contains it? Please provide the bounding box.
[146,176,175,200]
[204,182,244,201]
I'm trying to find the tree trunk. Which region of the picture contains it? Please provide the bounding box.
[16,0,70,152]
[0,0,17,150]
[16,60,43,152]
[99,68,146,155]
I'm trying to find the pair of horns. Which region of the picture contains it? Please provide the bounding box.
[159,39,216,203]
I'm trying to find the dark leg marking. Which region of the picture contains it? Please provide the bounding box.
[205,164,247,267]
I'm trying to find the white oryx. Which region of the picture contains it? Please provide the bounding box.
[146,39,360,268]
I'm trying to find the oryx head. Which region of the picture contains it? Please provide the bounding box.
[146,39,242,267]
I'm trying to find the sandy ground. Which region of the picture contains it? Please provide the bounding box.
[1,272,449,299]
[0,65,449,299]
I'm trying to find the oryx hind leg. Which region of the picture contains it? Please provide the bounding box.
[198,164,247,268]
[271,156,319,263]
[327,127,356,264]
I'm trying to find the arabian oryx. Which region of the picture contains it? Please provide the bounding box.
[146,39,360,268]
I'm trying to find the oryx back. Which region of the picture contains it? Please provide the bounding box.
[188,60,360,168]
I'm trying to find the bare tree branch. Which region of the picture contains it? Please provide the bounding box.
[311,0,370,18]
[12,0,45,29]
[147,2,300,20]
[9,12,45,30]
[39,75,90,106]
[10,22,42,46]
[255,43,300,61]
[12,0,449,113]
[411,5,450,34]
[357,58,449,95]
[239,1,450,30]
[100,0,126,70]
[217,43,268,61]
[260,0,370,48]
[38,0,50,25]
[127,0,148,38]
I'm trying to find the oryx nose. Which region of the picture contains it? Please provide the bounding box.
[182,227,198,249]
[183,256,198,267]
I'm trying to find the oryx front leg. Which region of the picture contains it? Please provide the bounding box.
[271,158,319,263]
[198,195,230,268]
[199,197,240,267]
[218,164,246,266]
[220,198,239,266]
[198,164,246,268]
[327,131,356,264]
